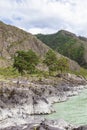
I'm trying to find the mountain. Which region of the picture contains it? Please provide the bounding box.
[0,21,80,71]
[36,30,87,68]
[0,21,50,67]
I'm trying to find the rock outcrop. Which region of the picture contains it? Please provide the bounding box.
[72,125,87,130]
[0,119,73,130]
[0,74,87,129]
[0,73,86,113]
[1,119,87,130]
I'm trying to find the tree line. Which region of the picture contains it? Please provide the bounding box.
[13,49,69,75]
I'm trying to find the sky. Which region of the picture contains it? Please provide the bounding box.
[0,0,87,36]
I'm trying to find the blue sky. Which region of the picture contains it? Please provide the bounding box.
[0,0,87,36]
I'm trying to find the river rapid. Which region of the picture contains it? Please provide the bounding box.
[46,89,87,125]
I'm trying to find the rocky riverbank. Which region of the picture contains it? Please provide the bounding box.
[0,73,87,129]
[1,118,87,130]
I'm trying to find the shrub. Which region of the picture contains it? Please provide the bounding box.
[57,57,69,73]
[43,50,58,74]
[13,50,39,75]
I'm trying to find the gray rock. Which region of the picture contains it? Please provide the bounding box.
[0,76,87,129]
[0,119,72,130]
[72,125,87,130]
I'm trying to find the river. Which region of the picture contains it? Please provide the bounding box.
[45,89,87,125]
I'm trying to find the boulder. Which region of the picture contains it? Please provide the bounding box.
[73,125,87,130]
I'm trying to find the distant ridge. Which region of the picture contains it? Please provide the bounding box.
[36,30,87,68]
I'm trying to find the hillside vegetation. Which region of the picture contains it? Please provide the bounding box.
[0,21,86,78]
[36,30,87,68]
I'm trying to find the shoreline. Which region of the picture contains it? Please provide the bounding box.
[0,73,87,129]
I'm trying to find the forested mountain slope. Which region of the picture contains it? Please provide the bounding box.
[36,30,87,68]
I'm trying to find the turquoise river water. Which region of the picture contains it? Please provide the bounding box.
[45,89,87,125]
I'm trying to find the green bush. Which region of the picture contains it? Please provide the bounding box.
[74,68,87,78]
[43,50,69,75]
[57,57,69,73]
[13,50,39,75]
[43,50,58,74]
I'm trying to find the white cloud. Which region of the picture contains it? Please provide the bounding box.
[0,0,87,36]
[29,27,57,34]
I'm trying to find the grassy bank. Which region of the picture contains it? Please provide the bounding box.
[0,66,87,80]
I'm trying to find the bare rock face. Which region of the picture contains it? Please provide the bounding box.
[0,75,87,129]
[39,119,73,130]
[0,85,54,118]
[72,125,87,130]
[0,119,73,130]
[56,73,87,86]
[0,80,56,128]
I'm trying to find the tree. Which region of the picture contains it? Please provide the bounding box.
[57,57,69,73]
[13,50,39,74]
[43,50,58,74]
